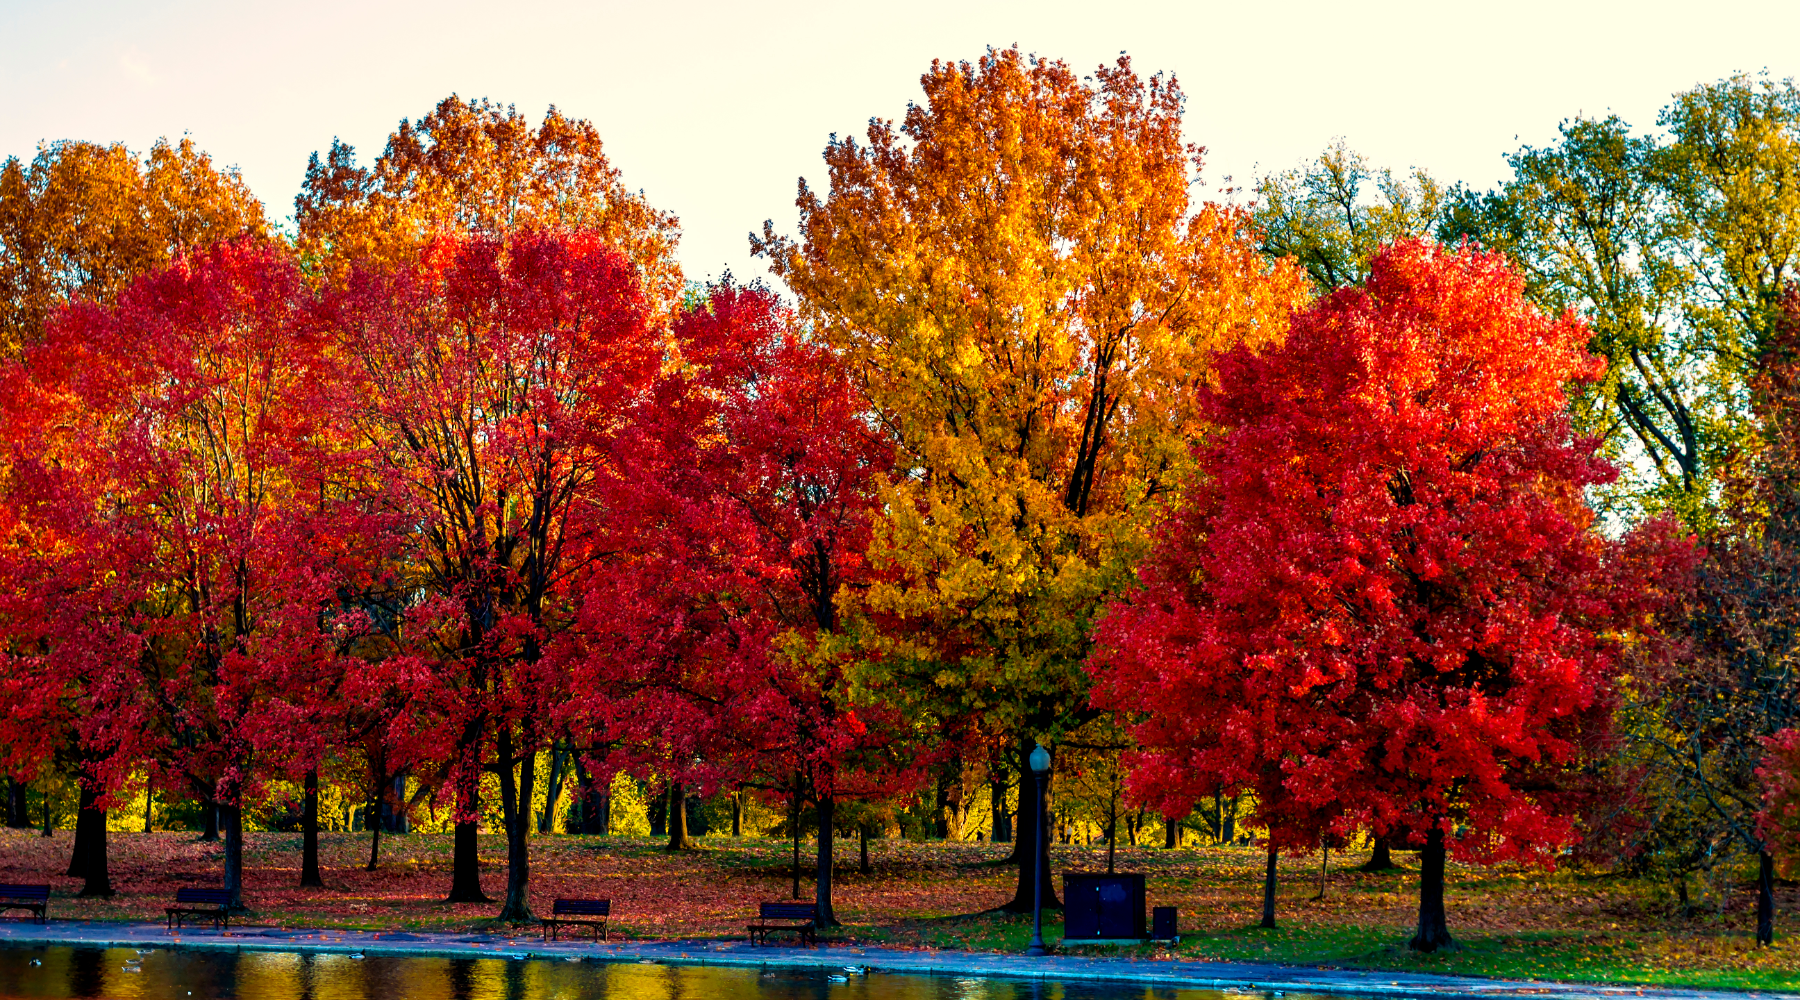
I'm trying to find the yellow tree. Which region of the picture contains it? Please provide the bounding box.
[0,137,266,357]
[755,46,1305,910]
[295,95,682,309]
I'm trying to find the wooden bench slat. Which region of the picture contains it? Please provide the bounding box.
[0,884,50,898]
[757,903,816,919]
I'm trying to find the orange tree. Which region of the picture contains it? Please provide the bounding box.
[1092,241,1692,951]
[755,46,1304,909]
[0,137,265,358]
[295,95,681,310]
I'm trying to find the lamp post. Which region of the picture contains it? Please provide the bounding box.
[1025,742,1052,957]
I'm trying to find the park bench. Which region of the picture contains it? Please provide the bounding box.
[541,897,611,941]
[165,887,233,930]
[747,901,817,946]
[0,883,50,924]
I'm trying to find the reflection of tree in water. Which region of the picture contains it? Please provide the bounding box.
[296,950,317,1000]
[504,955,526,1000]
[216,950,239,998]
[27,945,1181,1000]
[66,948,104,999]
[448,958,478,1000]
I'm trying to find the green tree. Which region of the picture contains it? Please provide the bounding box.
[1441,75,1800,526]
[1253,139,1445,292]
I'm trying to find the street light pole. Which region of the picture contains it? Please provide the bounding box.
[1026,742,1051,957]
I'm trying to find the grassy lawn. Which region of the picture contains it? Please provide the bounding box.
[3,829,1796,991]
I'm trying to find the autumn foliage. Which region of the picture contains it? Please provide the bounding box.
[0,65,1734,951]
[1091,241,1693,949]
[757,46,1306,909]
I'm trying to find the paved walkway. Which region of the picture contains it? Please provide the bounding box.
[0,921,1789,1000]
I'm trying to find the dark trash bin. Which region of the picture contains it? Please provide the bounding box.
[1151,905,1179,943]
[1062,873,1146,942]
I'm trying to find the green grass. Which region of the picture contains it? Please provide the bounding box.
[867,910,1800,993]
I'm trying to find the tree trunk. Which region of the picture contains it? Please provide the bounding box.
[731,790,742,837]
[1002,735,1060,913]
[76,812,111,898]
[571,755,600,834]
[790,786,802,900]
[447,818,487,901]
[859,824,871,874]
[66,795,91,877]
[1361,835,1398,871]
[71,775,113,897]
[1759,850,1776,946]
[1260,844,1278,928]
[390,774,409,833]
[666,782,695,851]
[143,781,153,833]
[40,779,51,837]
[539,743,566,835]
[222,802,245,911]
[599,791,611,835]
[201,795,219,841]
[496,726,536,923]
[1315,845,1329,900]
[5,777,28,828]
[446,765,488,903]
[1409,825,1455,951]
[1106,785,1118,874]
[365,786,382,872]
[301,769,323,887]
[991,766,1011,843]
[1163,816,1179,849]
[815,792,839,927]
[933,765,951,839]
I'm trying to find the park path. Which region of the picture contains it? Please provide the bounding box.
[0,921,1790,1000]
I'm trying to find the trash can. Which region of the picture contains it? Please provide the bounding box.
[1062,873,1146,942]
[1151,905,1179,943]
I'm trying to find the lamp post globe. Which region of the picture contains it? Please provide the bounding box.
[1026,742,1052,957]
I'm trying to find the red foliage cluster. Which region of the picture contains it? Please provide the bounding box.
[1090,241,1693,946]
[0,232,923,920]
[1,233,1695,941]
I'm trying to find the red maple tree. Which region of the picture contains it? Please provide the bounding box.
[321,229,663,922]
[1091,240,1692,950]
[566,282,921,922]
[0,239,378,905]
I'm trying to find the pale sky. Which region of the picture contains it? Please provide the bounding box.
[3,0,1798,288]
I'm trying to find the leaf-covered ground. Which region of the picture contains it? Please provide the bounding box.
[4,830,1798,991]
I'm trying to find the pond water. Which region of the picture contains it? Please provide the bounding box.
[0,946,1307,1000]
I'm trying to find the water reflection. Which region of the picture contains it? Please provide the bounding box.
[0,945,1306,1000]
